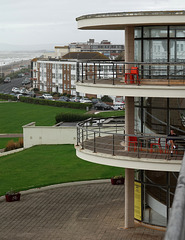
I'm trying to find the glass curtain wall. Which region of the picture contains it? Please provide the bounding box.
[134,97,185,135]
[134,26,185,79]
[135,170,178,227]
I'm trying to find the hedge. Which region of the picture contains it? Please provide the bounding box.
[0,93,17,101]
[55,113,94,123]
[19,96,92,110]
[0,93,92,110]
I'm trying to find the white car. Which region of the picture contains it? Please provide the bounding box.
[80,98,92,103]
[20,88,29,95]
[12,87,20,93]
[42,94,54,100]
[112,104,125,110]
[4,77,11,83]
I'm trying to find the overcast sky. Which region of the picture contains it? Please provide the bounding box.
[0,0,185,47]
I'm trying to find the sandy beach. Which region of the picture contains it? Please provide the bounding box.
[1,60,31,76]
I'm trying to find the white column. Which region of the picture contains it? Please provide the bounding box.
[125,95,135,228]
[125,26,134,73]
[125,168,135,228]
[125,96,135,135]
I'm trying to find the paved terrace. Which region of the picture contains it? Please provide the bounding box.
[83,135,183,161]
[0,181,165,240]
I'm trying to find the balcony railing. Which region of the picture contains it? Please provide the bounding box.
[76,60,185,86]
[77,117,185,161]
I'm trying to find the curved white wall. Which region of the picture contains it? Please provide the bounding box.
[76,146,181,172]
[76,82,185,98]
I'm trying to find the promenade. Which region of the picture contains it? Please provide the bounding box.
[0,181,165,240]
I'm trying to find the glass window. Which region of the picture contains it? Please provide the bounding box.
[170,26,185,37]
[143,40,167,62]
[134,27,142,38]
[134,40,142,62]
[170,40,185,62]
[143,26,167,38]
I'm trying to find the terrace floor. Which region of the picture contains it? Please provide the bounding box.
[83,135,183,161]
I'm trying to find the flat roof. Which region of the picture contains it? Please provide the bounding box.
[76,10,185,30]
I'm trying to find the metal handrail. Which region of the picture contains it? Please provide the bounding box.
[76,60,185,86]
[77,117,185,160]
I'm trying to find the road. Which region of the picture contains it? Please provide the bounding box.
[0,76,29,94]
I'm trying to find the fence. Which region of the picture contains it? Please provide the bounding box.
[77,117,185,160]
[76,60,185,86]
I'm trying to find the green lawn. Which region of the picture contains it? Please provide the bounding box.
[0,102,86,133]
[0,102,124,133]
[0,138,20,149]
[97,110,125,118]
[0,145,124,196]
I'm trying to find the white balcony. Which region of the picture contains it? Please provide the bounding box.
[76,61,185,98]
[76,117,184,172]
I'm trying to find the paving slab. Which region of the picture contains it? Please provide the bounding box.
[0,181,165,240]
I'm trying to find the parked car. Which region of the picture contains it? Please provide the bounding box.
[70,97,80,102]
[91,98,102,105]
[36,95,45,99]
[12,87,20,93]
[22,78,31,85]
[112,103,125,110]
[94,102,113,110]
[4,77,11,83]
[18,73,24,78]
[58,96,70,102]
[20,88,29,95]
[42,94,54,100]
[80,98,92,103]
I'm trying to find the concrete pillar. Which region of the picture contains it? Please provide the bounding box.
[125,96,135,135]
[125,96,135,228]
[125,168,135,228]
[125,26,134,72]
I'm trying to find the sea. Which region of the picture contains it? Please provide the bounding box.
[0,51,44,67]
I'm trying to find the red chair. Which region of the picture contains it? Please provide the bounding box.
[128,136,142,152]
[150,138,163,153]
[125,67,140,84]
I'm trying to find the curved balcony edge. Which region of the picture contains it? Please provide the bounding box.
[75,145,181,172]
[76,82,185,98]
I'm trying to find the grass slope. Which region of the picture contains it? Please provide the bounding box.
[0,102,85,133]
[0,145,124,196]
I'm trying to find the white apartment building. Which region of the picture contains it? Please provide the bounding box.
[31,59,76,95]
[31,52,124,97]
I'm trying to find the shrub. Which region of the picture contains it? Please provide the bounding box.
[101,95,113,103]
[17,138,23,148]
[5,140,16,151]
[33,88,39,92]
[55,113,94,123]
[4,138,23,152]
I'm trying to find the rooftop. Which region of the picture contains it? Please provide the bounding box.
[76,10,185,30]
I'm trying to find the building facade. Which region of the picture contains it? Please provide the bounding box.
[75,10,185,229]
[31,58,76,95]
[31,53,124,96]
[69,39,124,59]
